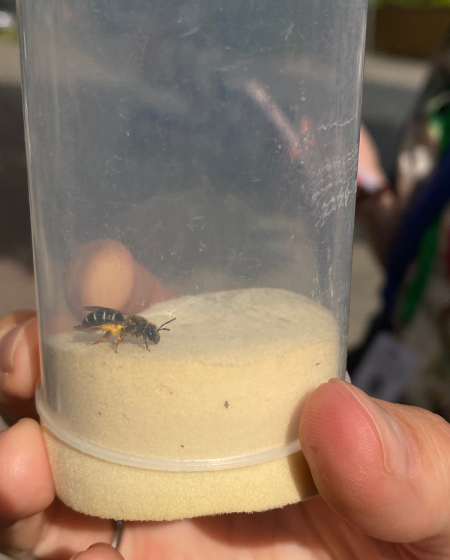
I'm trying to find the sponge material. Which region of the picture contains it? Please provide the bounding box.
[44,288,339,461]
[41,288,339,520]
[43,426,318,521]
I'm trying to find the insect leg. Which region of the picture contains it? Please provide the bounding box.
[114,329,124,353]
[144,337,150,351]
[89,331,112,346]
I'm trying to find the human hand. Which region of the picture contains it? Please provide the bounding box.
[64,239,176,321]
[2,311,450,560]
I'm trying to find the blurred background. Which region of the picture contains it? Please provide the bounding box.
[0,0,428,336]
[1,0,450,413]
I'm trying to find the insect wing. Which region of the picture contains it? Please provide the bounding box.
[74,323,106,332]
[83,306,128,316]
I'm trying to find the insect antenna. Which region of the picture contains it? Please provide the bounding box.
[157,317,176,332]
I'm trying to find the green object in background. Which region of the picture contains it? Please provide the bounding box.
[399,96,450,325]
[399,217,442,324]
[0,3,17,44]
[428,95,450,154]
[0,27,18,44]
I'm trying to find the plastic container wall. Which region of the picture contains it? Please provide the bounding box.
[18,0,367,520]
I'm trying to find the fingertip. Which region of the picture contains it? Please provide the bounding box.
[71,543,124,560]
[299,380,392,535]
[0,313,40,422]
[0,311,37,335]
[299,380,450,542]
[5,317,40,398]
[127,261,177,313]
[65,240,135,320]
[300,379,383,492]
[0,418,55,521]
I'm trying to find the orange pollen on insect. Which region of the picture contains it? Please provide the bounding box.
[100,324,123,336]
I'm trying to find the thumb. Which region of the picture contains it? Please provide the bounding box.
[300,379,450,544]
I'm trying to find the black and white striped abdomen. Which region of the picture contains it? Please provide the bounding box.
[83,308,125,326]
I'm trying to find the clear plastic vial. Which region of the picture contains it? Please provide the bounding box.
[17,0,367,520]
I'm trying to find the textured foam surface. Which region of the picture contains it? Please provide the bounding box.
[44,426,317,521]
[41,288,339,520]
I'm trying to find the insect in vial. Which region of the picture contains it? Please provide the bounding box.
[74,306,176,353]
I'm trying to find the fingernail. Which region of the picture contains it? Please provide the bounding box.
[0,324,25,374]
[330,379,418,477]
